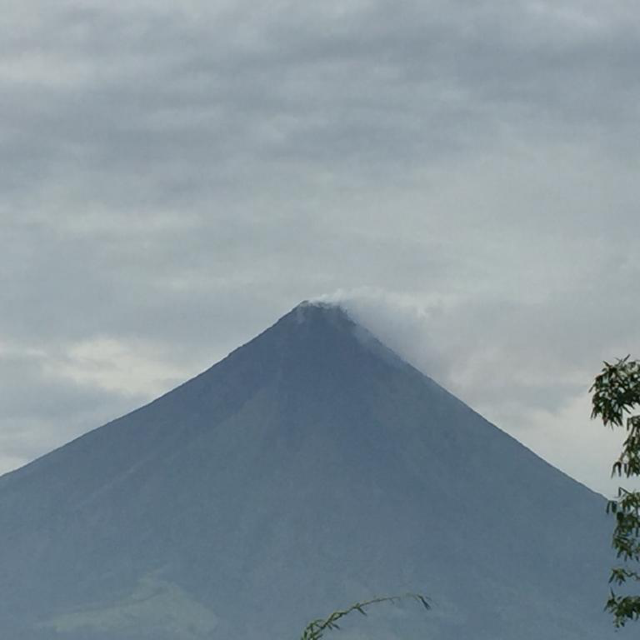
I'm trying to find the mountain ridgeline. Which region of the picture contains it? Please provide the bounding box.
[0,302,622,639]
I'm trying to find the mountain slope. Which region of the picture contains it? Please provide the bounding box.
[0,302,621,639]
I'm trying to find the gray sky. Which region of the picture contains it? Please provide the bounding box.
[1,0,639,495]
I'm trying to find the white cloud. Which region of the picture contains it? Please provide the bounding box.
[317,287,639,494]
[44,337,191,397]
[0,0,639,494]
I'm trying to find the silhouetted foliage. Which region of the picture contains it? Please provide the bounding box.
[592,356,640,626]
[299,593,430,640]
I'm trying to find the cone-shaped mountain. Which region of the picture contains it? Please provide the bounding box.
[0,302,620,639]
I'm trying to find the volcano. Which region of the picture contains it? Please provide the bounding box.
[0,302,619,639]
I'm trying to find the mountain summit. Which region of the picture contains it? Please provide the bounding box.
[0,302,619,639]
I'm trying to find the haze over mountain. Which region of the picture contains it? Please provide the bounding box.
[0,302,622,639]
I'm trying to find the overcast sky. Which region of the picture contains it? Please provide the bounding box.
[1,0,639,495]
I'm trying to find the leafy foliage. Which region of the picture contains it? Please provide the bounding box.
[299,593,430,640]
[591,356,640,627]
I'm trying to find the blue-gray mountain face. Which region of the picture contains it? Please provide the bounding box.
[0,303,622,639]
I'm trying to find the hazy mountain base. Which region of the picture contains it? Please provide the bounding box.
[41,575,218,639]
[32,580,609,640]
[0,302,626,639]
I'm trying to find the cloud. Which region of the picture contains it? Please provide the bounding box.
[0,343,148,473]
[0,0,639,494]
[321,286,640,496]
